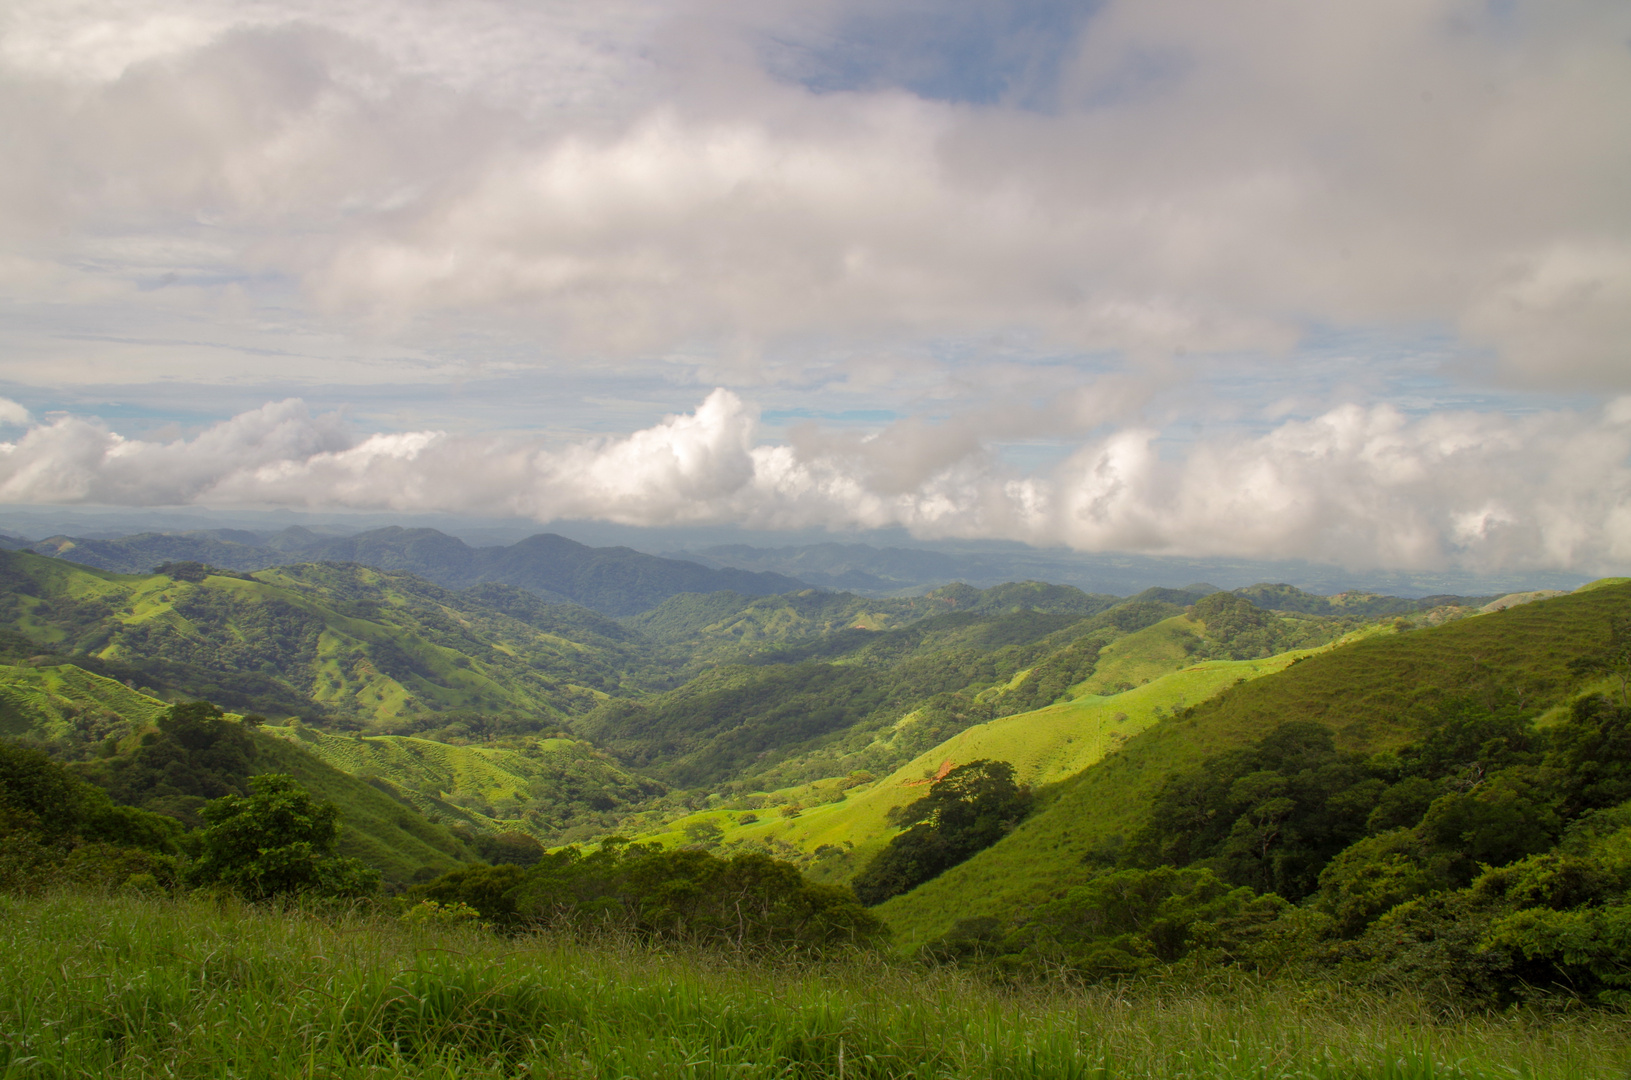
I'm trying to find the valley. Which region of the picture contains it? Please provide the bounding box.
[4,528,1630,1038]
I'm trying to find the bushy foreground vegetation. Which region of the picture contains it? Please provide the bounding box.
[915,692,1631,1007]
[4,891,1628,1080]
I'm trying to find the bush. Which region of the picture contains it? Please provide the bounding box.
[186,774,379,901]
[0,739,92,839]
[934,866,1289,980]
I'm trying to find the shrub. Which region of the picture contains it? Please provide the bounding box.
[186,774,379,901]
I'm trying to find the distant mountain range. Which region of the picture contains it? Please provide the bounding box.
[2,504,1596,598]
[19,527,808,616]
[664,540,1529,602]
[9,523,1517,622]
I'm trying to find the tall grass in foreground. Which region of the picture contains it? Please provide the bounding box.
[1,893,1627,1079]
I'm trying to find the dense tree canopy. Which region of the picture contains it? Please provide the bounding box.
[930,691,1631,1005]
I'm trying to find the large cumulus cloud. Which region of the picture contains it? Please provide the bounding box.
[4,391,1628,573]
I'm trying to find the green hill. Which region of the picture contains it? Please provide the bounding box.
[609,600,1373,869]
[259,724,663,844]
[0,659,474,883]
[247,732,474,883]
[0,662,170,755]
[624,581,1122,665]
[639,647,1319,881]
[875,580,1631,948]
[0,550,670,731]
[583,591,1366,805]
[1232,582,1496,617]
[582,602,1142,792]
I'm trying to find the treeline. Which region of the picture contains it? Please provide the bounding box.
[1,702,880,957]
[926,692,1631,1007]
[412,842,885,952]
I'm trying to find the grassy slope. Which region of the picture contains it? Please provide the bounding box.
[877,581,1631,949]
[0,663,170,745]
[260,725,659,843]
[248,733,473,883]
[581,607,1107,792]
[635,615,1326,878]
[1070,614,1204,695]
[780,654,1306,882]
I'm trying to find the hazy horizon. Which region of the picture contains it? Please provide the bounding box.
[0,504,1600,599]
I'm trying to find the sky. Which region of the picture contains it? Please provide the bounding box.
[0,0,1628,575]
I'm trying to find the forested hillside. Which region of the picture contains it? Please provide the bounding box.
[0,550,674,730]
[0,674,476,884]
[261,724,664,844]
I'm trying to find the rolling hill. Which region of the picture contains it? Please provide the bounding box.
[638,645,1325,884]
[0,659,475,883]
[8,530,1588,917]
[259,723,664,844]
[874,578,1631,948]
[0,550,673,731]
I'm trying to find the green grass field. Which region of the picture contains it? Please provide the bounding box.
[2,891,1625,1080]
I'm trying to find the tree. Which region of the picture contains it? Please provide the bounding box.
[187,773,378,900]
[0,738,182,852]
[88,700,258,827]
[851,760,1032,906]
[0,739,91,840]
[682,819,725,847]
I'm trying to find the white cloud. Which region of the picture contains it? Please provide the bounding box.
[2,392,1626,573]
[0,2,1625,573]
[0,399,31,427]
[0,0,1625,388]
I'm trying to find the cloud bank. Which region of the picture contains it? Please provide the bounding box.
[0,0,1627,387]
[3,392,1628,573]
